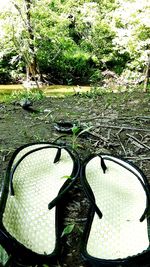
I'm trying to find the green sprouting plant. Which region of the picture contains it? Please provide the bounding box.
[0,245,9,266]
[61,222,83,237]
[8,88,45,102]
[61,223,75,237]
[43,265,60,267]
[71,124,93,149]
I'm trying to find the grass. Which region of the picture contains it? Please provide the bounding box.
[0,84,91,102]
[0,83,149,104]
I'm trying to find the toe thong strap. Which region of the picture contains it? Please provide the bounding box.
[102,156,150,222]
[9,146,79,210]
[80,155,105,219]
[81,155,150,222]
[48,178,76,210]
[103,156,150,222]
[53,147,61,163]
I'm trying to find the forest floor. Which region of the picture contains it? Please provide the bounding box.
[0,89,150,267]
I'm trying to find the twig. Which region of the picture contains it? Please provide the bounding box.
[79,115,113,122]
[80,115,150,122]
[116,127,124,135]
[2,150,12,162]
[125,157,150,161]
[126,134,150,150]
[116,133,127,156]
[107,129,111,140]
[87,131,109,143]
[93,140,100,147]
[93,125,150,132]
[117,116,150,120]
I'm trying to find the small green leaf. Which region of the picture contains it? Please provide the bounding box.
[61,175,72,179]
[61,224,75,237]
[72,125,80,135]
[0,245,9,265]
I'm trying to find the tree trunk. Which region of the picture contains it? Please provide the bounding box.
[25,0,39,87]
[144,51,150,92]
[13,0,42,87]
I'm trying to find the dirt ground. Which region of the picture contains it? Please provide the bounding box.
[0,90,150,267]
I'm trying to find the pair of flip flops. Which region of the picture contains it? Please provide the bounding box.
[0,143,150,266]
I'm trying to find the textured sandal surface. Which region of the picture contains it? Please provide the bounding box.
[81,155,150,264]
[1,143,79,259]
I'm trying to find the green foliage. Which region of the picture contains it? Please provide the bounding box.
[0,69,11,84]
[0,52,16,84]
[8,89,44,102]
[112,0,150,73]
[83,86,106,98]
[71,124,93,149]
[0,245,9,265]
[0,0,149,86]
[61,175,72,179]
[61,223,75,237]
[61,221,83,237]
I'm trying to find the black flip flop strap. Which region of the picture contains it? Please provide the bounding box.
[103,156,150,222]
[102,156,150,222]
[82,155,150,222]
[81,156,107,219]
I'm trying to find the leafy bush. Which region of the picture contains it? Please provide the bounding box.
[0,69,12,84]
[37,36,99,84]
[0,0,149,88]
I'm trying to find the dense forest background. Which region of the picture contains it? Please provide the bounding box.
[0,0,150,89]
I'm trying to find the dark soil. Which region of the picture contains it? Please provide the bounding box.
[0,90,150,267]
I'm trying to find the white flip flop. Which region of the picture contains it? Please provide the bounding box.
[80,154,150,266]
[0,143,80,266]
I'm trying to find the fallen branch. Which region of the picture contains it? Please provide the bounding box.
[126,133,150,150]
[80,115,150,122]
[87,131,108,142]
[116,133,127,156]
[124,157,150,161]
[94,124,150,132]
